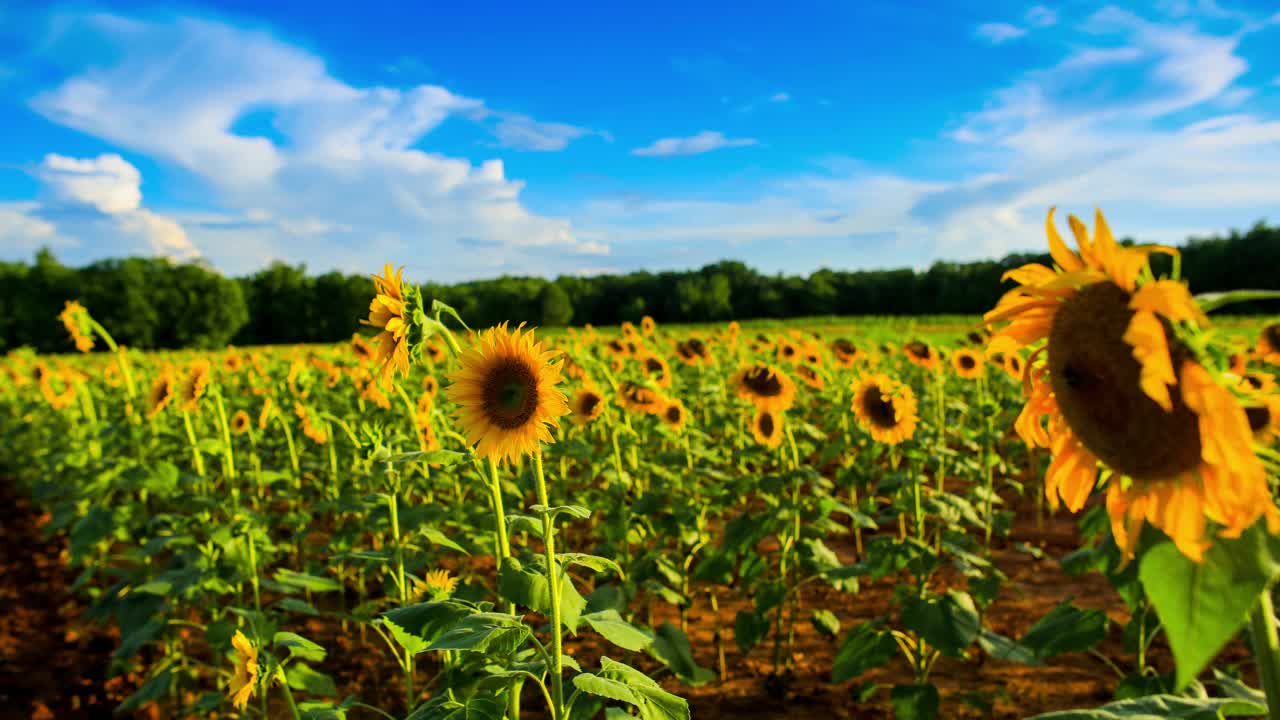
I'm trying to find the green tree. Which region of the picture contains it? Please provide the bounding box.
[539,281,574,326]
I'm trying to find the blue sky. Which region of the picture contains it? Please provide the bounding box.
[1,0,1278,282]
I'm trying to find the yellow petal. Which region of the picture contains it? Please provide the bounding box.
[1046,207,1084,272]
[1122,310,1175,412]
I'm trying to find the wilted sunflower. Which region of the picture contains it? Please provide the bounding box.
[660,398,688,431]
[413,569,458,601]
[147,373,175,418]
[986,208,1274,562]
[179,360,212,411]
[58,301,95,353]
[952,348,985,380]
[750,408,784,449]
[362,263,411,382]
[639,353,673,388]
[617,380,665,415]
[730,364,796,412]
[230,410,251,435]
[351,333,375,363]
[903,341,939,370]
[850,373,919,445]
[674,338,713,366]
[446,323,569,464]
[570,386,607,425]
[227,630,259,711]
[1257,323,1280,364]
[641,315,657,336]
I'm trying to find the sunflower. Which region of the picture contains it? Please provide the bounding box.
[750,408,784,449]
[850,373,919,445]
[424,341,447,366]
[560,352,587,381]
[730,364,797,412]
[359,374,392,409]
[417,390,435,417]
[638,353,673,388]
[1257,323,1280,364]
[445,323,568,464]
[417,415,441,452]
[38,369,76,410]
[903,341,940,370]
[951,348,985,380]
[295,402,329,445]
[362,263,411,382]
[227,630,259,711]
[423,374,440,400]
[985,208,1273,562]
[223,350,244,374]
[1246,396,1280,443]
[617,381,665,415]
[147,373,175,418]
[230,410,251,435]
[179,360,212,411]
[674,338,713,366]
[660,398,688,431]
[58,301,95,353]
[641,315,657,336]
[966,330,987,346]
[1240,371,1276,395]
[831,338,863,368]
[604,338,631,358]
[570,386,607,425]
[726,320,741,345]
[775,338,801,365]
[351,333,375,363]
[414,569,459,601]
[796,364,826,390]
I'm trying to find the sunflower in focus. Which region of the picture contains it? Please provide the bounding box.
[985,207,1274,562]
[446,323,569,464]
[362,264,412,382]
[850,373,918,445]
[570,386,607,425]
[58,301,95,353]
[414,569,458,601]
[904,341,940,371]
[660,398,688,432]
[951,348,985,380]
[230,410,251,435]
[227,630,259,711]
[730,364,796,412]
[750,408,784,449]
[147,373,175,418]
[1258,323,1280,364]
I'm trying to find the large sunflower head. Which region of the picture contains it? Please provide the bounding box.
[445,323,568,464]
[750,407,784,449]
[986,207,1273,562]
[730,364,797,412]
[58,301,95,353]
[850,373,918,445]
[951,348,985,380]
[571,386,607,425]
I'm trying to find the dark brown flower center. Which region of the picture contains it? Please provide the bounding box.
[482,358,540,429]
[666,405,683,423]
[645,357,666,376]
[833,339,857,355]
[1048,281,1202,480]
[742,367,783,397]
[757,411,776,437]
[958,354,977,370]
[1247,405,1271,433]
[1244,374,1264,390]
[861,385,897,429]
[906,341,932,359]
[578,392,601,416]
[1265,323,1280,350]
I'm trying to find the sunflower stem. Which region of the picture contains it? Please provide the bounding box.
[532,450,565,720]
[1249,589,1280,720]
[485,457,515,613]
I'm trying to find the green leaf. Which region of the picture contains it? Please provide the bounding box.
[647,623,715,687]
[1020,601,1109,661]
[428,612,532,655]
[286,663,338,697]
[274,569,341,593]
[977,629,1042,666]
[277,598,321,616]
[497,557,585,632]
[379,601,474,655]
[406,689,504,720]
[1195,289,1280,313]
[1139,524,1280,689]
[530,504,592,521]
[558,553,623,578]
[832,620,897,683]
[421,527,470,555]
[1027,694,1266,719]
[811,609,841,639]
[899,590,980,658]
[891,683,940,720]
[583,610,654,652]
[734,610,769,654]
[274,632,327,663]
[573,673,641,706]
[593,656,691,720]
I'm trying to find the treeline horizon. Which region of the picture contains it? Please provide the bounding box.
[2,220,1277,353]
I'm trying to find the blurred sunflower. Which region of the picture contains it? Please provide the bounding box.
[621,321,639,339]
[831,338,862,368]
[985,208,1273,562]
[775,338,801,365]
[230,410,251,435]
[850,373,918,445]
[1257,322,1280,364]
[641,315,657,336]
[295,402,329,445]
[570,386,607,425]
[796,364,826,391]
[178,360,212,411]
[424,341,447,366]
[257,397,274,430]
[362,263,411,382]
[617,380,664,415]
[750,408,784,449]
[351,333,375,363]
[674,338,713,365]
[446,323,568,464]
[639,353,673,388]
[414,568,458,601]
[952,348,985,380]
[58,301,95,353]
[904,341,940,371]
[730,364,796,412]
[660,398,688,432]
[147,373,175,418]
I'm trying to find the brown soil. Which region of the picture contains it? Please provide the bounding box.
[0,474,1255,720]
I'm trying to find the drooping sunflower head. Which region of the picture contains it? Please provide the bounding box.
[986,207,1273,562]
[230,410,251,435]
[951,348,985,380]
[1259,323,1280,363]
[147,373,175,418]
[750,407,784,448]
[179,360,213,411]
[571,386,607,425]
[361,263,413,382]
[660,398,688,431]
[445,322,569,464]
[639,353,673,388]
[228,630,259,711]
[850,373,918,445]
[730,364,797,412]
[58,301,95,353]
[904,341,938,370]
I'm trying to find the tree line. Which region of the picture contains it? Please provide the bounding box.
[2,221,1276,353]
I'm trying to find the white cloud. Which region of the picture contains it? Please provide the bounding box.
[1026,5,1058,28]
[632,131,758,157]
[21,13,602,278]
[975,22,1027,44]
[0,202,71,254]
[769,92,791,103]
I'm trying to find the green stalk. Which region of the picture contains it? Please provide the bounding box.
[485,458,514,610]
[1249,589,1280,720]
[386,487,414,708]
[181,410,206,480]
[213,391,237,482]
[533,451,564,720]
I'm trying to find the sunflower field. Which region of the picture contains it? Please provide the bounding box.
[2,209,1280,720]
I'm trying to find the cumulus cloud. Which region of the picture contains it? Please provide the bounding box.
[20,12,601,278]
[632,131,758,157]
[975,22,1027,44]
